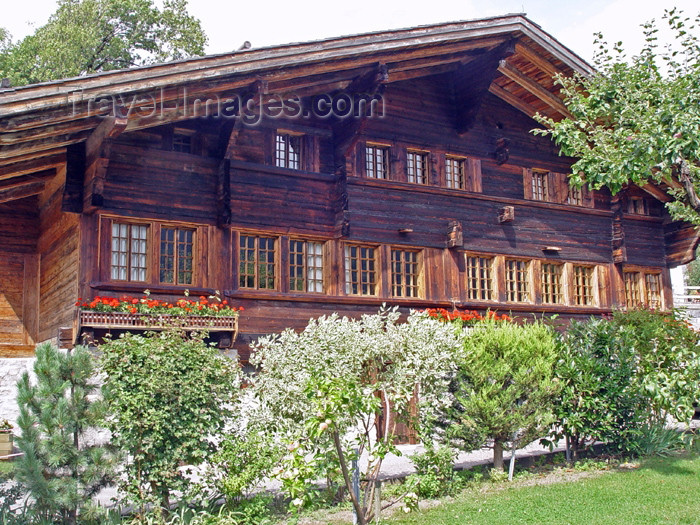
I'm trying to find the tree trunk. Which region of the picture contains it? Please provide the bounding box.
[332,429,366,525]
[493,440,504,471]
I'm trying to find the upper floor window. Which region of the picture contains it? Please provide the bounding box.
[240,235,276,290]
[531,170,549,201]
[628,197,649,215]
[344,244,377,296]
[541,263,564,304]
[406,151,428,184]
[160,227,195,285]
[111,223,148,282]
[505,259,530,303]
[445,157,466,189]
[289,239,324,293]
[391,249,421,298]
[465,255,494,301]
[172,132,193,154]
[275,133,302,170]
[572,265,595,306]
[567,184,583,206]
[365,144,389,179]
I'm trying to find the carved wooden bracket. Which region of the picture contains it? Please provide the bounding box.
[446,220,463,248]
[494,137,510,165]
[498,205,514,223]
[217,159,232,228]
[611,194,627,263]
[83,114,128,213]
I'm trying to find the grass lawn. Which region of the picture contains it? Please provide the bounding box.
[385,454,700,525]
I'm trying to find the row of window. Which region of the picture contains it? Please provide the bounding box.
[108,220,661,308]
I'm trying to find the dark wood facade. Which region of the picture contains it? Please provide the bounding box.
[0,15,697,357]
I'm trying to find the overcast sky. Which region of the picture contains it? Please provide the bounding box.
[2,0,697,64]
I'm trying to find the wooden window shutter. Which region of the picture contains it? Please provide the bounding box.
[523,168,533,199]
[466,158,482,192]
[549,172,567,203]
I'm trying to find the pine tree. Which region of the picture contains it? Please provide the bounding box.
[14,343,118,524]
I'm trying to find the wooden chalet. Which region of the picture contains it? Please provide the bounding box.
[0,14,697,359]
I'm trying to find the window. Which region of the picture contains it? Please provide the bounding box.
[160,228,195,285]
[541,263,564,304]
[391,249,420,298]
[289,240,324,293]
[645,273,662,308]
[406,151,428,184]
[344,245,377,296]
[505,259,530,302]
[172,132,192,154]
[365,144,389,179]
[239,235,276,289]
[567,184,583,206]
[275,133,302,170]
[572,265,594,306]
[531,170,549,201]
[445,157,466,189]
[623,271,641,307]
[111,223,148,282]
[466,255,494,301]
[628,197,649,215]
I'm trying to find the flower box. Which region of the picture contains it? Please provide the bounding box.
[0,432,13,456]
[76,310,238,346]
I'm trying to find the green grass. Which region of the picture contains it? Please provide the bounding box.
[386,454,700,525]
[0,461,14,480]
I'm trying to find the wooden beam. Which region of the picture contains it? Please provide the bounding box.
[0,131,91,160]
[83,115,127,213]
[497,60,573,118]
[488,83,540,119]
[514,42,561,78]
[0,180,45,203]
[0,152,64,181]
[0,169,56,191]
[452,39,516,134]
[641,183,672,203]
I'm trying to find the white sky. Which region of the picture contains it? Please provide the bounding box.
[2,0,698,64]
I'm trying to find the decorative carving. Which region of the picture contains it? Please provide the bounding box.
[498,205,514,223]
[446,220,463,248]
[611,194,627,263]
[494,137,510,165]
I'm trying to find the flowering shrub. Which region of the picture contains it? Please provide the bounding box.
[76,291,242,317]
[424,308,511,323]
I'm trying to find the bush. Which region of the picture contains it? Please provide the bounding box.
[100,328,241,516]
[408,444,460,498]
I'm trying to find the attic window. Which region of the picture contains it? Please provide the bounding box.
[173,131,194,154]
[628,197,649,215]
[275,132,302,170]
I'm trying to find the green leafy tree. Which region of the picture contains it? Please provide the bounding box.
[250,307,463,525]
[100,328,240,517]
[534,9,700,225]
[435,319,559,471]
[14,343,118,524]
[0,0,207,86]
[546,319,641,460]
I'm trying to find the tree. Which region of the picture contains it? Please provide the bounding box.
[0,0,207,86]
[534,9,700,225]
[100,328,240,517]
[14,343,118,524]
[435,319,559,471]
[250,307,462,525]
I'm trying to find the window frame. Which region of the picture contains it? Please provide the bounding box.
[238,234,279,291]
[365,143,390,180]
[109,221,150,283]
[540,262,565,305]
[406,150,429,185]
[390,248,422,298]
[159,226,197,286]
[344,243,379,297]
[504,258,532,303]
[465,253,495,302]
[288,238,326,294]
[530,169,549,201]
[445,156,466,190]
[275,131,304,170]
[623,266,663,309]
[571,265,596,306]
